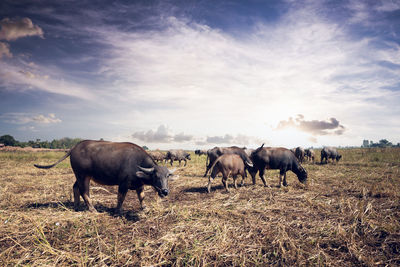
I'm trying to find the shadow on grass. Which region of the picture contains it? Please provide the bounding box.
[182,184,225,194]
[24,201,140,221]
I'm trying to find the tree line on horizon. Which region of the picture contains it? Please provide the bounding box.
[0,134,399,150]
[0,135,82,149]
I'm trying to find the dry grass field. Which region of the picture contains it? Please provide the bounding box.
[0,148,399,266]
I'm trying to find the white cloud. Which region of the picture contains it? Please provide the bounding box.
[0,113,61,124]
[0,17,44,41]
[0,42,12,58]
[132,125,193,143]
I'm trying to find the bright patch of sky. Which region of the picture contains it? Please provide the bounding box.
[1,0,399,149]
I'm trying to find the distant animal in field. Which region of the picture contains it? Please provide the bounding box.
[34,140,175,213]
[295,147,305,163]
[148,150,166,163]
[204,146,253,177]
[249,144,307,187]
[195,149,207,156]
[165,149,191,167]
[207,154,246,193]
[304,148,315,163]
[321,147,342,164]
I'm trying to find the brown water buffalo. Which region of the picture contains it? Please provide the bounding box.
[165,149,191,166]
[203,146,253,177]
[321,147,342,164]
[305,148,315,162]
[207,154,246,193]
[249,144,307,187]
[148,150,166,163]
[34,140,174,213]
[295,147,305,163]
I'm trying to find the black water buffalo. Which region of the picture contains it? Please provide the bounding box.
[165,149,191,166]
[295,147,305,163]
[194,149,207,156]
[148,150,166,163]
[249,144,307,187]
[203,146,253,177]
[207,154,246,193]
[305,148,315,163]
[34,140,174,213]
[321,147,342,164]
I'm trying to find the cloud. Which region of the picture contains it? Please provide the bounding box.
[205,134,265,146]
[0,42,12,58]
[276,115,346,136]
[0,17,44,41]
[132,125,193,143]
[0,113,61,124]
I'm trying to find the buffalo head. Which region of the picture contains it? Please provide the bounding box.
[136,166,175,197]
[297,166,308,183]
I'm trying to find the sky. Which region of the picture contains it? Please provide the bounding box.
[0,0,399,150]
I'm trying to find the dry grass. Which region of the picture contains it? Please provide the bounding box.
[0,148,399,266]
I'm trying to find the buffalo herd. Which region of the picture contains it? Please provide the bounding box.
[34,140,342,213]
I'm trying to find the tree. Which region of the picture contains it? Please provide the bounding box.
[142,145,149,150]
[0,135,17,146]
[379,139,392,147]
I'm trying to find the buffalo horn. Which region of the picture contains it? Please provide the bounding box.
[138,166,155,174]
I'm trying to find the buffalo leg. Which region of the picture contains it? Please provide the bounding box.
[282,172,288,187]
[203,166,210,177]
[240,173,246,186]
[78,176,96,212]
[207,176,214,193]
[259,169,268,187]
[222,176,229,192]
[73,181,81,210]
[178,160,181,167]
[233,175,238,189]
[136,186,146,210]
[184,159,187,167]
[116,186,128,214]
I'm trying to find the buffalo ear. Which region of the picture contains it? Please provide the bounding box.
[136,171,149,179]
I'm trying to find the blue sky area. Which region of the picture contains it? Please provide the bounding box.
[1,0,399,149]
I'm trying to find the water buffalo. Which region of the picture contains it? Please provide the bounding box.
[34,140,174,213]
[207,154,246,193]
[249,144,307,187]
[295,147,305,163]
[148,150,166,163]
[305,148,315,163]
[165,149,191,167]
[194,149,207,156]
[321,147,342,164]
[203,146,253,177]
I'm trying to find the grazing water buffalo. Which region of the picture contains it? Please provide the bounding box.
[249,144,307,187]
[195,149,207,156]
[203,146,253,177]
[148,150,166,163]
[295,147,305,163]
[305,148,315,163]
[34,140,174,213]
[321,147,342,164]
[207,154,246,193]
[165,149,191,167]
